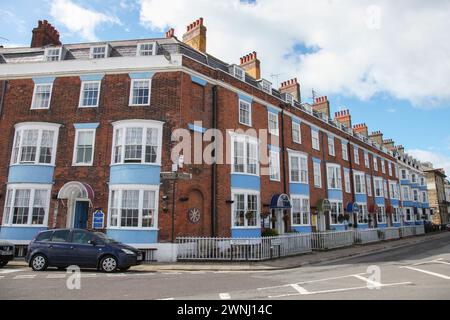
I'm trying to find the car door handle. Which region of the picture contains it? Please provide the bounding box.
[70,246,75,250]
[48,245,53,249]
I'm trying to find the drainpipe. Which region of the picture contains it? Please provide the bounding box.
[0,80,7,117]
[211,85,218,237]
[280,109,287,194]
[348,141,357,228]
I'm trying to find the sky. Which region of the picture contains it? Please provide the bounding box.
[1,0,450,174]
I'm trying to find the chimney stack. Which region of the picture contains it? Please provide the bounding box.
[31,20,61,48]
[182,18,207,53]
[239,51,261,80]
[353,123,368,137]
[383,139,395,150]
[395,145,405,156]
[165,28,175,38]
[369,131,383,145]
[334,109,352,128]
[312,96,330,118]
[279,78,301,102]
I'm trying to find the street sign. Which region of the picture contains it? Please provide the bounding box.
[160,172,192,181]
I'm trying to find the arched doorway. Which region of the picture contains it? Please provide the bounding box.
[58,182,95,229]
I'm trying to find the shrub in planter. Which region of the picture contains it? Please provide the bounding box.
[262,229,279,237]
[245,210,254,220]
[338,214,345,223]
[343,213,351,221]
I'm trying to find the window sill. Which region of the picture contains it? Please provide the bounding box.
[238,121,252,128]
[10,163,55,167]
[107,227,158,231]
[231,172,260,177]
[3,224,47,228]
[78,105,99,109]
[72,163,94,167]
[231,226,260,229]
[30,107,50,110]
[110,162,161,167]
[129,104,151,107]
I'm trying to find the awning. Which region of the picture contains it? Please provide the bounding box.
[270,194,292,209]
[346,202,360,214]
[57,182,95,205]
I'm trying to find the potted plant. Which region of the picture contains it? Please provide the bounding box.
[338,214,345,223]
[343,213,351,221]
[245,210,254,221]
[363,218,368,224]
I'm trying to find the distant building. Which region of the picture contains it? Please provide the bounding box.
[445,179,450,222]
[421,163,449,225]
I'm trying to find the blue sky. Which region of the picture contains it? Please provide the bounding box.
[1,0,450,173]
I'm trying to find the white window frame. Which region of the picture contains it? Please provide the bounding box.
[404,207,413,222]
[231,189,260,228]
[342,142,348,161]
[90,45,109,59]
[72,129,96,166]
[313,162,322,188]
[383,180,388,199]
[31,83,53,110]
[366,175,372,197]
[231,133,259,176]
[292,122,301,144]
[373,155,378,171]
[354,171,366,194]
[388,162,393,176]
[381,159,386,174]
[231,65,245,81]
[344,170,351,193]
[238,99,252,127]
[268,112,279,136]
[311,129,320,151]
[364,152,369,168]
[136,42,157,56]
[328,136,335,156]
[44,47,62,62]
[402,186,411,201]
[377,206,386,223]
[111,120,164,166]
[107,184,159,230]
[357,203,368,224]
[10,122,60,166]
[374,177,384,197]
[2,184,52,227]
[291,195,310,226]
[327,163,342,190]
[78,80,101,108]
[413,189,419,202]
[354,146,360,165]
[269,150,280,181]
[129,79,152,106]
[289,151,308,184]
[259,79,272,94]
[329,200,343,225]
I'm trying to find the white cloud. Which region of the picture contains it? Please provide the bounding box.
[139,0,450,108]
[50,0,121,41]
[408,149,450,175]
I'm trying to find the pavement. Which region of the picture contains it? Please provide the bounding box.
[1,231,450,300]
[7,231,449,272]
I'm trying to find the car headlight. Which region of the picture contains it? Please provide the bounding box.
[121,248,135,255]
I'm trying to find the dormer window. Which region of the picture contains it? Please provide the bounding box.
[283,93,294,105]
[137,42,156,56]
[230,65,245,81]
[90,45,109,59]
[44,47,62,62]
[259,79,272,94]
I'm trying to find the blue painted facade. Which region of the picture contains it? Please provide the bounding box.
[190,75,208,86]
[106,229,158,244]
[357,223,369,229]
[0,226,47,242]
[292,226,312,233]
[80,74,104,81]
[289,183,309,195]
[355,194,367,203]
[109,164,160,185]
[231,174,260,191]
[231,228,261,238]
[74,123,100,130]
[8,165,54,184]
[328,190,343,200]
[374,197,385,205]
[330,224,346,231]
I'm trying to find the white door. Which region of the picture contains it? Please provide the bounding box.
[276,209,284,234]
[317,212,326,232]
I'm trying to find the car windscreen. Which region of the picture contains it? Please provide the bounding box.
[94,232,119,244]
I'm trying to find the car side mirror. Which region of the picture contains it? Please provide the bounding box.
[88,240,96,246]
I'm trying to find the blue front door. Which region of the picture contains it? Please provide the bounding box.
[74,201,89,229]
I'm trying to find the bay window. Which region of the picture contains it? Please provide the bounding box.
[232,134,258,175]
[329,201,343,224]
[232,191,259,227]
[108,186,158,229]
[327,164,342,190]
[377,206,386,223]
[111,120,163,165]
[291,196,310,225]
[2,185,51,226]
[404,208,413,221]
[357,203,368,224]
[11,123,60,166]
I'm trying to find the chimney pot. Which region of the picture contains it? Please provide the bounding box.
[183,17,207,53]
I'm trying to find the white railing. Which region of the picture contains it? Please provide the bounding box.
[311,230,355,250]
[400,226,416,238]
[379,227,400,240]
[177,233,312,261]
[415,225,425,235]
[355,229,380,244]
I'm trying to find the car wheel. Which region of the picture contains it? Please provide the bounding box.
[0,260,7,268]
[31,254,48,271]
[99,255,118,273]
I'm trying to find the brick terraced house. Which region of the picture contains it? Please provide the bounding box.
[0,19,428,260]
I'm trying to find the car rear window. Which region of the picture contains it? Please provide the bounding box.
[35,231,53,242]
[51,230,70,242]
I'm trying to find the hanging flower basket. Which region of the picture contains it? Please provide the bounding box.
[338,214,345,223]
[260,211,270,219]
[245,210,254,220]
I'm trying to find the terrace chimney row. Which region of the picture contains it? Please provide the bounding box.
[239,51,261,80]
[279,78,301,102]
[334,109,351,129]
[312,96,330,118]
[182,18,207,53]
[31,20,61,48]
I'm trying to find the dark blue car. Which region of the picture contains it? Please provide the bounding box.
[25,229,142,273]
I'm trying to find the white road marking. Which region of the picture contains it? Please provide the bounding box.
[13,275,36,279]
[80,274,98,278]
[290,284,309,295]
[401,266,450,280]
[46,274,67,279]
[107,273,127,277]
[0,269,26,274]
[158,297,174,300]
[219,293,231,300]
[353,274,383,288]
[432,260,450,266]
[188,271,206,274]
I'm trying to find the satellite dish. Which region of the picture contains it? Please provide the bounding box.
[164,50,172,63]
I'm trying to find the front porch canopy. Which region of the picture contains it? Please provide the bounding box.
[57,181,95,206]
[270,194,292,209]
